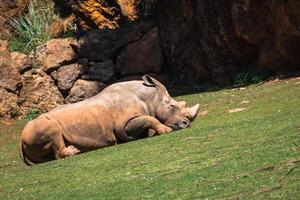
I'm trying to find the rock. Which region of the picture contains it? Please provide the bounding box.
[19,69,64,116]
[0,87,19,118]
[158,0,300,84]
[73,0,121,30]
[116,27,163,76]
[57,0,139,30]
[0,0,30,36]
[10,52,32,74]
[86,60,115,82]
[0,40,9,53]
[116,0,138,20]
[65,79,105,103]
[0,40,22,93]
[78,21,153,61]
[36,38,78,73]
[77,58,89,66]
[51,63,86,93]
[227,108,247,113]
[117,73,169,84]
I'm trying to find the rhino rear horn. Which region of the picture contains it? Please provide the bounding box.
[178,101,187,108]
[142,74,158,87]
[187,104,200,121]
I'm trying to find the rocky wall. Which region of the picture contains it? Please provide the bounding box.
[1,0,300,119]
[158,0,300,84]
[0,21,166,118]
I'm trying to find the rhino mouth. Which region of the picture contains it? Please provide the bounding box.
[169,125,181,130]
[167,120,191,130]
[168,124,188,130]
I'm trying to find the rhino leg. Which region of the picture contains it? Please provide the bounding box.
[51,132,81,159]
[21,116,81,163]
[125,115,173,137]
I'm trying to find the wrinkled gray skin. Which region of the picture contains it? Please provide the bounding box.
[50,75,200,141]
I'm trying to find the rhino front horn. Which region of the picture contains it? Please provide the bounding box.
[187,104,200,121]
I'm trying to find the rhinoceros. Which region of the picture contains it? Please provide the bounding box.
[20,75,200,165]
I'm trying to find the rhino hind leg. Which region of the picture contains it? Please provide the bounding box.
[58,145,81,158]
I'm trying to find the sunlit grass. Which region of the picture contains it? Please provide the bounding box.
[0,78,299,199]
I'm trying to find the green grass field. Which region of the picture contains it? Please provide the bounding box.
[0,78,299,199]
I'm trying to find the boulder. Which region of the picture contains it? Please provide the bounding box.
[117,73,169,84]
[72,0,120,30]
[0,87,19,118]
[116,27,163,76]
[85,60,115,83]
[0,40,22,93]
[19,69,64,115]
[65,79,105,103]
[51,63,86,93]
[10,52,32,74]
[56,0,139,30]
[36,38,78,73]
[116,0,138,20]
[78,21,153,61]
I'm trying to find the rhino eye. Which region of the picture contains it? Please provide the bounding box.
[169,104,178,112]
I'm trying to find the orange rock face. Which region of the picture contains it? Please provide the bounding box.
[77,0,120,29]
[58,0,139,30]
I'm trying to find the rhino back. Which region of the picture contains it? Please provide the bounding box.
[50,80,155,114]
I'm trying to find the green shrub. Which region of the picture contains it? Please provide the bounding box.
[8,0,56,54]
[234,69,271,86]
[26,108,40,121]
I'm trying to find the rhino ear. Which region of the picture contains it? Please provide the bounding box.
[142,74,157,87]
[187,104,200,121]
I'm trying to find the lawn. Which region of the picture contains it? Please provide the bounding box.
[0,78,299,199]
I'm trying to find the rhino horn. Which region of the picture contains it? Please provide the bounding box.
[187,104,200,121]
[178,101,187,108]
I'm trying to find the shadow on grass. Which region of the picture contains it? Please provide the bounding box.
[168,70,300,97]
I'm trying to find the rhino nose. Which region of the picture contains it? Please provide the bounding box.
[177,119,190,129]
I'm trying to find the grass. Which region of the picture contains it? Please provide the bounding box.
[0,77,299,199]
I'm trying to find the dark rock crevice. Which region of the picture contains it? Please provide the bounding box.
[157,0,300,85]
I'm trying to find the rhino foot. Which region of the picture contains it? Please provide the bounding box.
[60,145,81,158]
[155,124,173,135]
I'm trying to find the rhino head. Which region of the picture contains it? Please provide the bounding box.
[142,75,200,130]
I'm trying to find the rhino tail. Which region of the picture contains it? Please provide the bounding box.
[19,140,35,166]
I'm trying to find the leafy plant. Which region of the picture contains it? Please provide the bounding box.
[26,108,40,121]
[8,0,56,54]
[234,69,271,86]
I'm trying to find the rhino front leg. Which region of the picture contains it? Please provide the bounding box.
[125,115,173,136]
[51,132,81,159]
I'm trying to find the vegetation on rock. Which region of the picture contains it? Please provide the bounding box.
[26,108,40,121]
[8,0,75,54]
[8,0,56,54]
